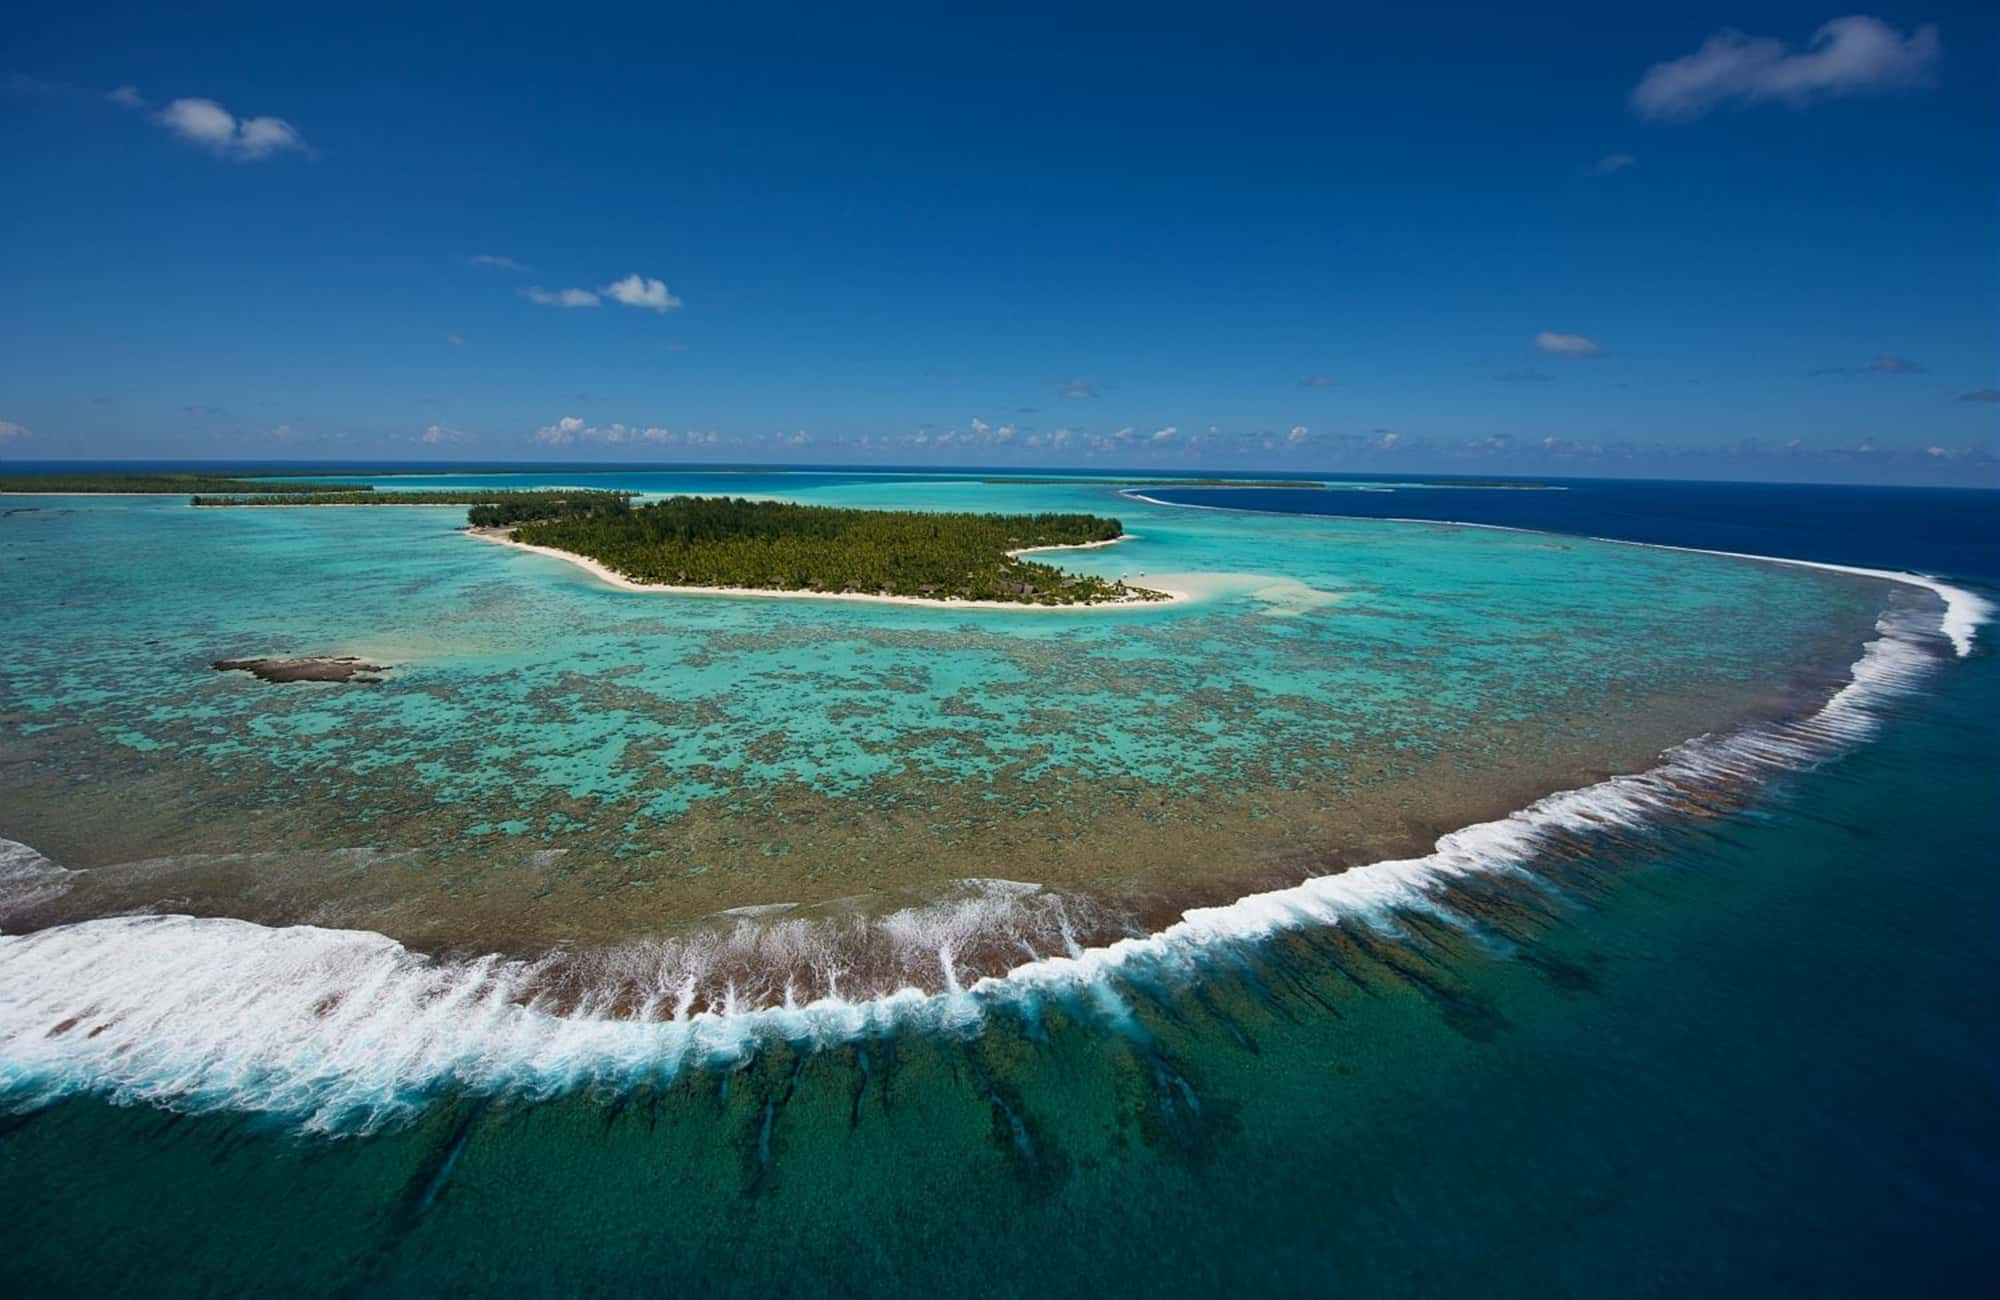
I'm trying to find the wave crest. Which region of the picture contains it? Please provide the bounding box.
[0,564,1981,1133]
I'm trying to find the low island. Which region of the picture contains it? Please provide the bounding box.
[467,494,1173,607]
[2,473,369,495]
[190,489,634,508]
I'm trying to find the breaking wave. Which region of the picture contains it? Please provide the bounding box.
[0,559,1985,1134]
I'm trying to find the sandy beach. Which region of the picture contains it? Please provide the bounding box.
[466,526,1192,610]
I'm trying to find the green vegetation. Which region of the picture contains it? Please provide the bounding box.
[0,473,369,495]
[465,492,636,526]
[193,490,634,509]
[480,495,1165,605]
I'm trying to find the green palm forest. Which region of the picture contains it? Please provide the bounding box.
[3,473,369,495]
[192,490,633,509]
[477,495,1166,605]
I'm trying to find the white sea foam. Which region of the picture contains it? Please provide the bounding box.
[1589,541,1989,659]
[0,533,1986,1132]
[0,839,75,912]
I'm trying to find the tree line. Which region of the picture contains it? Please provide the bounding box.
[194,490,634,509]
[478,494,1163,604]
[3,473,367,495]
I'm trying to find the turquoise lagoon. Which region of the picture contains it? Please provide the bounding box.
[3,475,1884,982]
[2,471,1994,1295]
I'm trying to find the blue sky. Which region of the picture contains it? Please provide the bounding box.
[2,2,1994,483]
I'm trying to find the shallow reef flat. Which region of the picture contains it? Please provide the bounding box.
[0,475,1904,1007]
[212,655,391,684]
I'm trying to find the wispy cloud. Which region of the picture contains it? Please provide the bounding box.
[603,274,682,313]
[1632,16,1941,122]
[1592,152,1637,176]
[1299,374,1335,388]
[1534,330,1602,357]
[420,424,469,445]
[1958,388,2000,403]
[153,97,307,161]
[523,286,601,308]
[1059,378,1097,399]
[106,85,146,109]
[468,255,526,272]
[1810,353,1926,376]
[445,332,464,348]
[534,416,716,448]
[521,273,682,312]
[0,419,29,443]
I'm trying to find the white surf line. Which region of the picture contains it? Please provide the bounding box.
[1120,490,1991,658]
[1,505,1983,1132]
[1582,540,1989,660]
[0,593,1944,1132]
[0,584,1959,1133]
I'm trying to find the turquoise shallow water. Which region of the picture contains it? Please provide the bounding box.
[1,472,1991,1294]
[5,477,1863,791]
[0,475,1887,989]
[1,627,1993,1297]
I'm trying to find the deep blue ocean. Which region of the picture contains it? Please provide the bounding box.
[2,471,1996,1297]
[1140,477,2000,582]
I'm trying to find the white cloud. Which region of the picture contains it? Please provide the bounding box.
[107,85,146,109]
[0,419,29,443]
[159,98,234,146]
[602,274,682,313]
[155,97,307,161]
[534,415,589,444]
[1592,152,1637,175]
[1632,16,1941,122]
[524,286,601,308]
[236,116,304,158]
[1535,330,1602,357]
[522,274,680,312]
[1375,431,1401,450]
[534,415,699,447]
[1287,425,1309,445]
[1150,426,1180,443]
[421,424,469,445]
[469,255,526,272]
[1299,374,1335,388]
[1060,378,1097,399]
